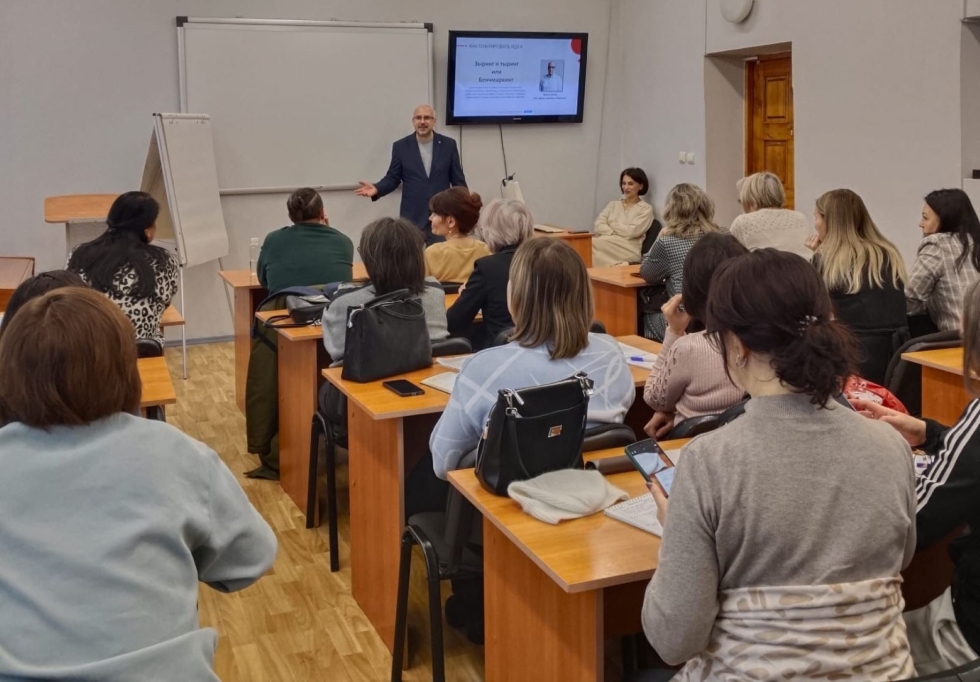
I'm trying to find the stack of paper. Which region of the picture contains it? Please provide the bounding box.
[619,342,657,370]
[604,495,663,536]
[435,355,471,372]
[420,372,457,394]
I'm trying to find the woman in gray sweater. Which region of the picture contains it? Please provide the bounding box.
[642,249,917,680]
[0,288,276,681]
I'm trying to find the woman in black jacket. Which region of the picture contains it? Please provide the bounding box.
[855,278,980,673]
[446,198,534,349]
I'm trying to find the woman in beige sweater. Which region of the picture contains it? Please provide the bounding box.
[425,187,490,284]
[729,171,812,260]
[643,233,747,438]
[592,167,655,266]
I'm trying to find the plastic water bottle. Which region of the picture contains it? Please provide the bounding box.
[249,238,260,275]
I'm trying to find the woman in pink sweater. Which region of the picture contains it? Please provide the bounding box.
[644,233,747,438]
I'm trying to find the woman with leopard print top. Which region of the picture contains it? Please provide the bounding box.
[67,192,178,344]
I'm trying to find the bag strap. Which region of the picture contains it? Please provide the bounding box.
[362,288,412,309]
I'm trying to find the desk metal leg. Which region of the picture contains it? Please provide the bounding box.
[483,519,603,681]
[592,281,639,337]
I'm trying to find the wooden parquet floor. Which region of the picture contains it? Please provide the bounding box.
[162,342,484,681]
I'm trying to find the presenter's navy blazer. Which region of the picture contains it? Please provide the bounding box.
[372,133,467,230]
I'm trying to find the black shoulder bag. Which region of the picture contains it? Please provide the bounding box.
[341,288,433,382]
[475,373,593,496]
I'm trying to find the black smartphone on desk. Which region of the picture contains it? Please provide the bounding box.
[382,379,424,397]
[624,439,668,483]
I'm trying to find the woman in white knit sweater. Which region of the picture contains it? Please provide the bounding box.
[643,233,747,438]
[729,172,812,260]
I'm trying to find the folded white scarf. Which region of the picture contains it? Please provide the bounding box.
[507,469,628,524]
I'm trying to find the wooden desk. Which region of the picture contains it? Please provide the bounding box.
[902,347,970,425]
[44,194,118,260]
[138,356,177,410]
[321,335,659,652]
[448,444,679,681]
[589,264,648,337]
[536,229,594,268]
[219,265,368,412]
[0,257,35,311]
[160,304,185,328]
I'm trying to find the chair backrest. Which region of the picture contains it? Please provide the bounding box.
[901,657,980,680]
[850,325,911,386]
[432,337,473,358]
[136,338,164,358]
[717,397,750,426]
[667,414,721,440]
[640,219,663,258]
[884,330,962,417]
[582,423,636,452]
[440,282,461,295]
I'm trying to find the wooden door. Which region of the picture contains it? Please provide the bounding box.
[746,55,795,208]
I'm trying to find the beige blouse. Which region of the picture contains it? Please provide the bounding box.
[425,238,491,284]
[592,199,655,266]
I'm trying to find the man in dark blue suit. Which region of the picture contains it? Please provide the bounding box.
[355,104,467,245]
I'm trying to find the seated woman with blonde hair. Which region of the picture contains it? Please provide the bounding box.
[639,183,719,341]
[592,167,655,266]
[729,171,812,260]
[0,287,276,680]
[425,187,490,284]
[808,188,908,384]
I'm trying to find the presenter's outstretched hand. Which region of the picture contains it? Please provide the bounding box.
[355,181,378,198]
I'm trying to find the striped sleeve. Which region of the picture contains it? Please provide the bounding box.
[915,399,980,549]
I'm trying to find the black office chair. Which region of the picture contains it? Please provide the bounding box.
[636,219,663,263]
[135,338,166,421]
[583,423,636,451]
[851,325,911,386]
[900,659,980,681]
[440,282,462,295]
[666,414,721,440]
[884,330,962,417]
[307,337,474,572]
[717,397,750,426]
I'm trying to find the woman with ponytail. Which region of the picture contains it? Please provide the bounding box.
[425,187,490,284]
[641,249,916,680]
[67,191,178,343]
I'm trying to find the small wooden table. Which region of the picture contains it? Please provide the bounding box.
[589,264,649,337]
[448,444,679,682]
[902,347,970,425]
[0,257,35,311]
[321,335,660,652]
[219,264,368,412]
[536,228,594,268]
[137,356,177,413]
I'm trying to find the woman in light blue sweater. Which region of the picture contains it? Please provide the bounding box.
[429,237,635,480]
[0,288,277,682]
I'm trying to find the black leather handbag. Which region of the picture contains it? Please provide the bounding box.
[341,289,432,382]
[475,373,593,496]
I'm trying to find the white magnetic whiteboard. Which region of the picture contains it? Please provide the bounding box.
[178,18,434,193]
[140,114,229,267]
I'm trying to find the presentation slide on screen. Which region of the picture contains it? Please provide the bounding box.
[452,36,583,118]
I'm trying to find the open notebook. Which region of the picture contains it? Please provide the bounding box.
[604,495,663,537]
[420,372,457,394]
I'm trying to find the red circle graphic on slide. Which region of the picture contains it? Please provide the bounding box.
[570,38,582,55]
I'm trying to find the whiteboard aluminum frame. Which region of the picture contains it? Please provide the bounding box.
[176,17,435,194]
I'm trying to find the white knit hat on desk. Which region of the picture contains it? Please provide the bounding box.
[507,469,628,525]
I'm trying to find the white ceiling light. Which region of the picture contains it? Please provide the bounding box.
[721,0,754,24]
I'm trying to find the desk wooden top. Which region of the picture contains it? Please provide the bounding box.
[902,347,964,376]
[219,263,368,290]
[449,441,688,593]
[323,334,661,420]
[536,228,593,241]
[44,194,118,223]
[588,264,647,288]
[160,304,185,327]
[0,258,35,291]
[255,310,323,341]
[138,356,177,408]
